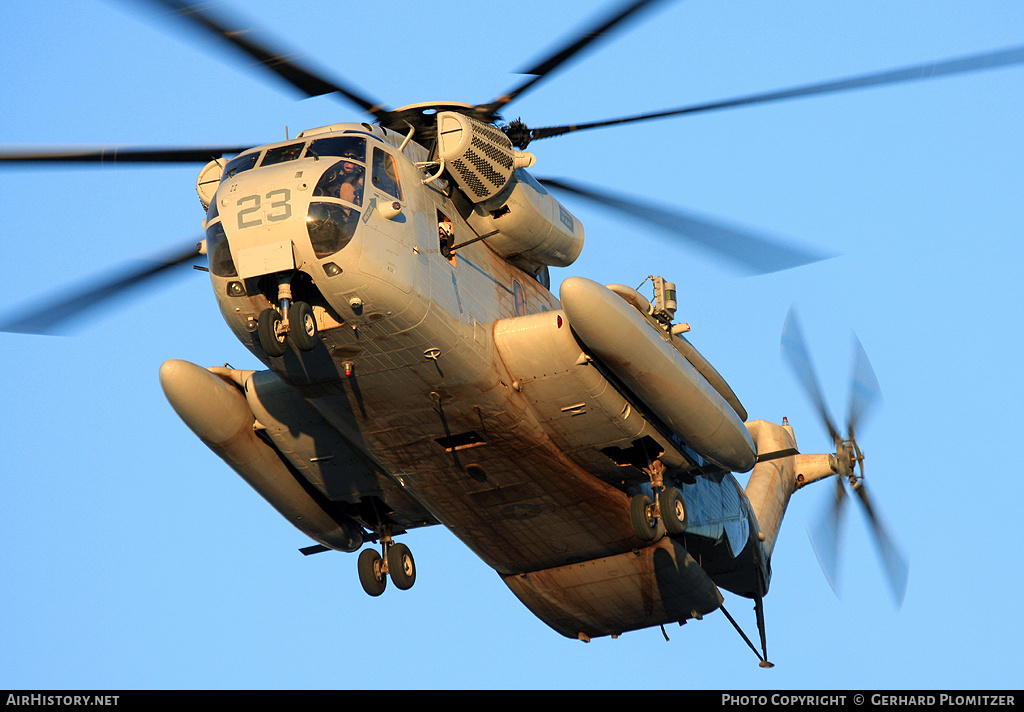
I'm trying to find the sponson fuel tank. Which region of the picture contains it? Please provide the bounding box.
[159,359,363,552]
[559,277,757,473]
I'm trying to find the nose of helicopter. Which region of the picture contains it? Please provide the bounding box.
[205,155,366,282]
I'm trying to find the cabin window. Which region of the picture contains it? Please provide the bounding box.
[223,152,258,179]
[306,202,360,258]
[513,280,526,317]
[260,142,305,167]
[371,148,402,200]
[307,136,366,162]
[313,159,365,206]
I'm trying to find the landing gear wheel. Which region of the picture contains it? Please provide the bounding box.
[357,549,387,597]
[387,542,416,591]
[629,493,658,541]
[660,486,688,535]
[288,301,319,351]
[257,308,287,357]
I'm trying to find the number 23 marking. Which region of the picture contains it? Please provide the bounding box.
[237,189,292,229]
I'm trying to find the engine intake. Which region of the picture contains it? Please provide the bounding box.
[436,111,534,202]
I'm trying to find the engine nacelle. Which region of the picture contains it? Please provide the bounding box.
[467,170,585,273]
[436,111,534,202]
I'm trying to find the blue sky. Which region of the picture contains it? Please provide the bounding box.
[1,0,1022,690]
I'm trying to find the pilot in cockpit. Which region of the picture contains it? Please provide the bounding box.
[315,160,364,207]
[337,161,364,205]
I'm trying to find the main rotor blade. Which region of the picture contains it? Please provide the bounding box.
[539,177,833,274]
[529,44,1024,141]
[780,307,841,444]
[124,0,387,118]
[853,482,909,608]
[0,242,203,335]
[481,0,675,116]
[0,146,248,166]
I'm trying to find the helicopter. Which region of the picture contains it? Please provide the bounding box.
[2,0,1020,668]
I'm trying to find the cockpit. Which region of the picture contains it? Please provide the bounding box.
[220,134,367,179]
[200,128,415,358]
[206,134,397,276]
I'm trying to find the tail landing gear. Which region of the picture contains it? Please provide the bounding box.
[357,536,416,597]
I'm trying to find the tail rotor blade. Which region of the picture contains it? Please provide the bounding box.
[781,307,841,443]
[783,311,907,608]
[848,332,882,440]
[808,476,848,597]
[853,483,910,608]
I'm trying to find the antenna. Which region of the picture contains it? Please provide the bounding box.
[650,275,677,325]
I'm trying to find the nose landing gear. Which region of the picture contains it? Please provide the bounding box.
[256,275,320,356]
[356,534,417,597]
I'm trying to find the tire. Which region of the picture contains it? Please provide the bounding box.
[257,308,287,357]
[387,542,416,591]
[629,494,658,541]
[357,549,387,597]
[661,487,688,535]
[288,301,319,351]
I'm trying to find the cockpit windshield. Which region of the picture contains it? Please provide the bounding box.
[223,152,258,179]
[261,142,304,167]
[222,136,367,183]
[307,136,365,162]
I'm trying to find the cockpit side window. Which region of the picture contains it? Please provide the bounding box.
[223,152,259,179]
[371,148,402,200]
[308,136,366,162]
[260,142,305,167]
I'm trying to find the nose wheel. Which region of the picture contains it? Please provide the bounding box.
[357,537,416,596]
[257,308,288,356]
[256,277,320,356]
[288,301,319,351]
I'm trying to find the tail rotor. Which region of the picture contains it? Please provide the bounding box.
[781,307,908,608]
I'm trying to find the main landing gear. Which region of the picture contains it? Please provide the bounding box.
[357,536,416,597]
[629,460,688,541]
[256,275,320,356]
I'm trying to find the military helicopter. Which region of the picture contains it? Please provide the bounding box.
[2,0,1020,666]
